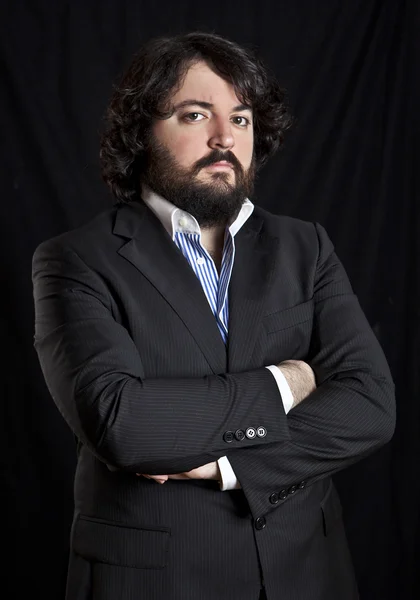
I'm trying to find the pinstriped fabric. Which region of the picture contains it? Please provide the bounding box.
[32,201,395,600]
[174,229,235,343]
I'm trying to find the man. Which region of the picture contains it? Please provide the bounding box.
[32,32,395,600]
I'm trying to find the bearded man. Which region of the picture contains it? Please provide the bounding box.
[32,32,395,600]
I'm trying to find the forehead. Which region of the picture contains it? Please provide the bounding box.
[170,61,244,108]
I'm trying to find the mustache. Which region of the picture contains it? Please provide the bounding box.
[191,150,243,176]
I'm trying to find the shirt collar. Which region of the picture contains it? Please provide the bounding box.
[141,184,254,240]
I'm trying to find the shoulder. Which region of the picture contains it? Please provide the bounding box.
[254,204,312,228]
[251,206,334,261]
[33,206,120,260]
[252,205,318,240]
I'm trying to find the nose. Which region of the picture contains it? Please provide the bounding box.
[208,119,235,151]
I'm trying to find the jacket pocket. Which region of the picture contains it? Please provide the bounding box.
[263,299,314,334]
[72,514,170,569]
[320,480,343,536]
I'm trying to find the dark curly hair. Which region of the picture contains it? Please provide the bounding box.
[99,32,293,203]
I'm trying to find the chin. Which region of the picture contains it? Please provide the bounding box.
[209,172,235,185]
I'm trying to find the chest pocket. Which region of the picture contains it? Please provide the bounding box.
[262,299,314,363]
[263,299,314,334]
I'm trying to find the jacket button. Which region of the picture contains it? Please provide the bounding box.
[256,426,267,438]
[245,427,256,439]
[298,480,307,489]
[279,489,288,500]
[269,493,279,505]
[255,517,266,530]
[223,431,234,443]
[235,429,245,441]
[288,485,297,495]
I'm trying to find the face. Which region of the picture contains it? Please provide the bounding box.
[142,61,255,227]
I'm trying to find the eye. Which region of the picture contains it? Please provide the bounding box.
[183,112,206,122]
[231,115,251,127]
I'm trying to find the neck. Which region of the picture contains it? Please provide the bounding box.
[200,225,226,271]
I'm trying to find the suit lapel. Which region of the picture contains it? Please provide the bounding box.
[114,202,227,374]
[228,212,279,372]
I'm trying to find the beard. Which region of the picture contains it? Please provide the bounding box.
[141,137,256,228]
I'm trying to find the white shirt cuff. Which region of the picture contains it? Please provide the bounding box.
[266,365,294,414]
[217,456,241,491]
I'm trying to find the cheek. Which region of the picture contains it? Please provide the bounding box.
[156,128,202,168]
[238,136,254,169]
[170,135,201,167]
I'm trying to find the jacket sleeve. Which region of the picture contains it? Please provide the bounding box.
[227,222,396,518]
[32,239,290,474]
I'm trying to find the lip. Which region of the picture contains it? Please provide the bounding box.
[206,161,234,170]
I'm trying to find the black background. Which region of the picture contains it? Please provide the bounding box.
[1,1,419,598]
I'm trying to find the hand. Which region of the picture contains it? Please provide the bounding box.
[277,359,316,408]
[137,461,220,485]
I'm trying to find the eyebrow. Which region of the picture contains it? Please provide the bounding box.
[172,99,252,113]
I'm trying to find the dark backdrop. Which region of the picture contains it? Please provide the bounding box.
[1,1,419,598]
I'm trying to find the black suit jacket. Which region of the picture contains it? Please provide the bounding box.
[32,201,395,600]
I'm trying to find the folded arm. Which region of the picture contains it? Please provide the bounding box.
[226,223,396,516]
[142,360,314,487]
[32,240,290,475]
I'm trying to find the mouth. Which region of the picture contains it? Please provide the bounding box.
[205,161,234,171]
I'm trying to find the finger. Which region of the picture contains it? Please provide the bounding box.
[146,474,169,483]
